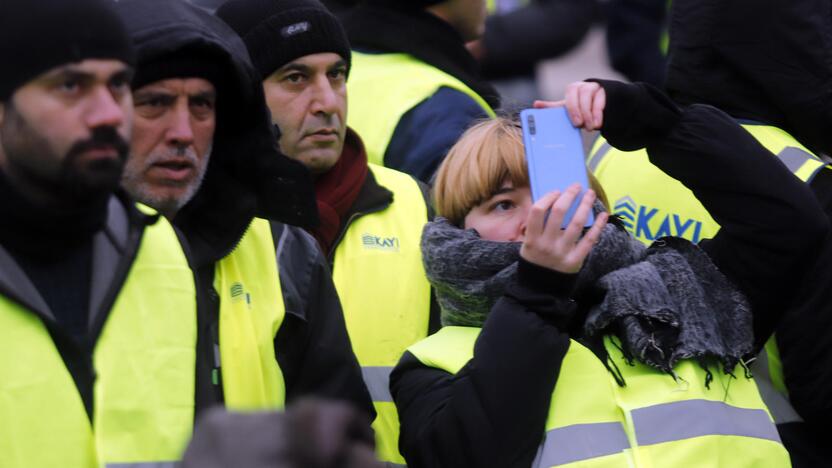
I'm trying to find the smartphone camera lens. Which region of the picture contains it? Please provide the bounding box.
[528,115,536,135]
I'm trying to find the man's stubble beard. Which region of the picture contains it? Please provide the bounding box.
[121,144,212,219]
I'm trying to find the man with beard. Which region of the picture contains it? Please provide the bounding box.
[0,0,200,467]
[117,0,374,417]
[216,1,438,465]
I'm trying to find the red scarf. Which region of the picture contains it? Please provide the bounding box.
[311,129,369,255]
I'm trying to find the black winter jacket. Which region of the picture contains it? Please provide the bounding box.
[390,81,828,468]
[117,0,373,418]
[665,0,832,447]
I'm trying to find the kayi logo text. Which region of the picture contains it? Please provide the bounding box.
[614,196,704,243]
[230,282,252,307]
[281,21,310,37]
[361,233,400,251]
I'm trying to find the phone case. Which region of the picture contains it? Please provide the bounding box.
[520,107,594,228]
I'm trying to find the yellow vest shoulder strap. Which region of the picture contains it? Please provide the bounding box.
[215,217,286,410]
[407,326,481,373]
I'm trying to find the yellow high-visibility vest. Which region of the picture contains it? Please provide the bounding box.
[408,326,790,467]
[589,123,827,424]
[332,164,431,466]
[347,52,496,168]
[214,217,286,410]
[0,211,196,468]
[589,123,826,246]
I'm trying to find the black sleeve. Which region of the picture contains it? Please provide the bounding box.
[772,168,832,424]
[481,0,598,79]
[604,0,668,85]
[594,79,829,349]
[272,224,375,420]
[708,0,832,156]
[391,260,576,468]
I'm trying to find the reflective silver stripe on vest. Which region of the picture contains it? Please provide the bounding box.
[533,422,630,467]
[751,349,803,424]
[382,463,407,468]
[362,366,393,402]
[632,399,782,446]
[588,142,612,173]
[106,462,179,468]
[776,147,815,173]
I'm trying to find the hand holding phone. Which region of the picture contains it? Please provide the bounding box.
[520,106,594,228]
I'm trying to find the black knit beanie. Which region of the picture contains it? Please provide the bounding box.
[217,0,351,79]
[0,0,135,101]
[365,0,447,9]
[131,47,229,93]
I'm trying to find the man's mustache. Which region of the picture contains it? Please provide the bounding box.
[66,126,129,161]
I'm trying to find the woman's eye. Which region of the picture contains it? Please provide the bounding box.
[493,200,514,212]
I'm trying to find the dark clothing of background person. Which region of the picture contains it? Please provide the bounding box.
[118,0,373,418]
[666,0,832,457]
[666,0,832,157]
[478,0,598,81]
[340,2,500,182]
[390,80,828,468]
[604,0,667,86]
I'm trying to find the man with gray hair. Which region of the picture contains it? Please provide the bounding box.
[119,0,374,418]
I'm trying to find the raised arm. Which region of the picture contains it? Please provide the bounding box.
[551,80,828,347]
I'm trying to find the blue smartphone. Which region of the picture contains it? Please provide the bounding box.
[520,107,594,228]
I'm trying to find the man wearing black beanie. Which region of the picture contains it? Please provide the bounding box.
[217,1,440,465]
[117,0,374,422]
[337,0,500,183]
[0,0,202,467]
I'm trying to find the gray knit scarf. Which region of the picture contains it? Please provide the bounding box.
[421,216,754,379]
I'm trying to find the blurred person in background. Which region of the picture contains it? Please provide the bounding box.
[468,0,600,107]
[391,79,826,467]
[604,0,668,86]
[587,1,832,463]
[217,0,438,465]
[0,0,201,466]
[337,0,500,183]
[118,0,374,419]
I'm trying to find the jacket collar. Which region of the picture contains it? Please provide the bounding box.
[0,195,148,324]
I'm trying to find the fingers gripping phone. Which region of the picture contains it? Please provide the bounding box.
[520,107,594,228]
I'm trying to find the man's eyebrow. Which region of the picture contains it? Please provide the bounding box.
[328,59,348,71]
[110,68,134,83]
[279,62,311,74]
[189,90,216,101]
[133,89,175,101]
[44,67,94,83]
